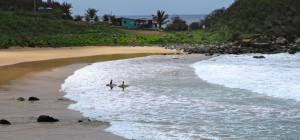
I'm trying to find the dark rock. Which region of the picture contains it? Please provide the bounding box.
[288,48,297,54]
[28,97,40,101]
[284,34,296,43]
[37,115,59,122]
[252,36,271,48]
[230,41,240,46]
[0,119,11,125]
[252,34,261,39]
[253,56,265,59]
[240,38,252,47]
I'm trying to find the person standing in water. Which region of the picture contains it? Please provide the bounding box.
[110,79,113,89]
[121,81,125,91]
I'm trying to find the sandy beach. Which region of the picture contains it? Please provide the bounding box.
[0,46,180,67]
[0,46,180,140]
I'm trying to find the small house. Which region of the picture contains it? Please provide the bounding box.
[116,18,136,28]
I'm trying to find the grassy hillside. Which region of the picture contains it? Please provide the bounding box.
[201,0,300,37]
[1,0,299,48]
[0,12,127,48]
[0,11,230,48]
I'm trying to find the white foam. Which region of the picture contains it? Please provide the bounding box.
[61,54,300,140]
[192,53,300,101]
[61,56,220,140]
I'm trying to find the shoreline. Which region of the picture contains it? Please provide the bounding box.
[0,46,181,139]
[0,63,126,140]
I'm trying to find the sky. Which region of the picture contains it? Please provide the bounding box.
[49,0,235,16]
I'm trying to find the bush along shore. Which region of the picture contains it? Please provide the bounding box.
[165,35,300,55]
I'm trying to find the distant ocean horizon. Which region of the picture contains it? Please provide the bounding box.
[116,14,206,25]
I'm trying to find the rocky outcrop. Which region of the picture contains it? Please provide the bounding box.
[0,119,11,125]
[251,36,272,48]
[37,115,59,122]
[170,35,300,55]
[276,37,288,45]
[240,38,252,47]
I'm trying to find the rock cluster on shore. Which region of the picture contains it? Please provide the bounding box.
[0,119,11,125]
[28,97,40,101]
[37,115,59,122]
[164,35,300,55]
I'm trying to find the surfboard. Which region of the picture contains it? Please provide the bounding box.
[106,84,117,87]
[118,85,129,88]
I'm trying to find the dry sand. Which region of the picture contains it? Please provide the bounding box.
[0,46,180,67]
[0,46,181,140]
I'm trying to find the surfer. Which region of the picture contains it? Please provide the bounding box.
[121,81,125,91]
[110,79,113,89]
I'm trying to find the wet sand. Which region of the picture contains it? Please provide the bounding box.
[0,47,181,140]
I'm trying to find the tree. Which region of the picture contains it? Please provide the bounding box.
[61,2,72,19]
[75,15,83,21]
[95,16,99,22]
[166,16,188,31]
[103,14,110,22]
[110,15,117,25]
[85,15,90,21]
[85,8,98,22]
[152,10,169,29]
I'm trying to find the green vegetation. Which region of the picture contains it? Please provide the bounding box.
[166,16,188,31]
[75,15,83,21]
[201,0,300,37]
[0,11,125,48]
[1,0,298,48]
[189,22,201,30]
[102,14,110,22]
[0,10,229,48]
[0,0,73,19]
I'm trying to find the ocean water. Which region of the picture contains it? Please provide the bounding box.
[118,14,206,25]
[61,53,300,140]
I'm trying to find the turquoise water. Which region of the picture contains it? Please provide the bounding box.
[62,54,300,140]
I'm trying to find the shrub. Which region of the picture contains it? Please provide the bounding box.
[166,16,188,31]
[189,22,201,30]
[75,15,83,21]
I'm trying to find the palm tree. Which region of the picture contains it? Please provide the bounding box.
[85,8,98,21]
[152,10,169,29]
[62,2,72,19]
